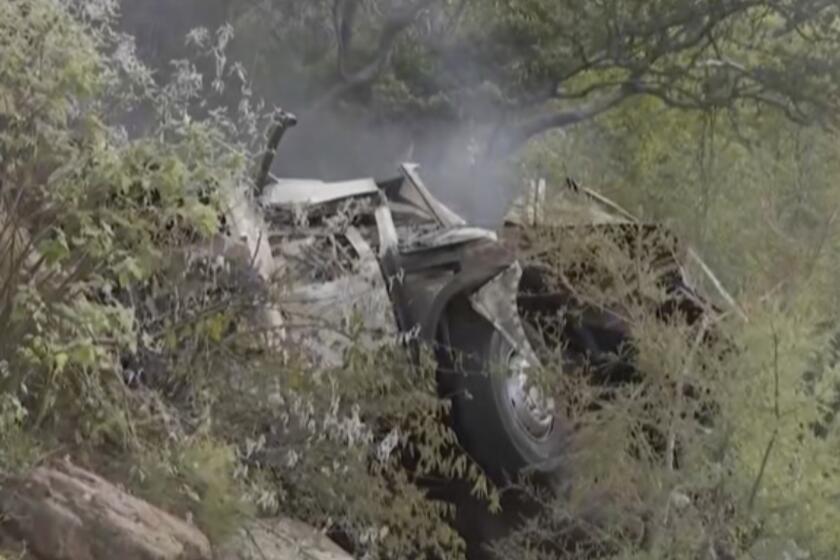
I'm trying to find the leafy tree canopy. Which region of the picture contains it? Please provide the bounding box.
[203,0,840,158]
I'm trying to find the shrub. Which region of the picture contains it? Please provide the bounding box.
[0,2,483,557]
[486,215,840,558]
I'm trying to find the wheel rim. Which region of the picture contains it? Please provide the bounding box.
[503,351,555,441]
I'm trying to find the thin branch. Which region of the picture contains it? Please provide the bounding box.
[747,329,782,513]
[667,316,711,472]
[444,0,470,36]
[554,79,631,101]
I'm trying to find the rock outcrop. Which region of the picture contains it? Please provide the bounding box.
[0,459,211,560]
[0,460,353,560]
[216,517,352,560]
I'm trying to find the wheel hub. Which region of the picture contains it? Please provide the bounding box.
[504,352,555,440]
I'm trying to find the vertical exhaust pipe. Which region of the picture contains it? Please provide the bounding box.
[254,109,298,198]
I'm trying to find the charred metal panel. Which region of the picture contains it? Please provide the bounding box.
[468,263,542,369]
[399,163,467,228]
[399,227,498,253]
[417,240,517,342]
[277,226,397,368]
[374,201,399,255]
[261,178,380,207]
[225,187,285,347]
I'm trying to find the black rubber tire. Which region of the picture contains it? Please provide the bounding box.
[442,299,569,486]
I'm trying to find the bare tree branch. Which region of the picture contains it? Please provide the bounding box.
[314,0,438,109]
[333,0,362,80]
[487,85,641,158]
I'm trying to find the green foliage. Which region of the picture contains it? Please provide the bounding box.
[0,8,261,549]
[0,390,40,476]
[131,437,253,544]
[520,100,840,303]
[6,1,840,558]
[203,322,484,558]
[506,70,840,559]
[212,0,840,158]
[719,302,840,557]
[497,224,735,558]
[0,3,483,558]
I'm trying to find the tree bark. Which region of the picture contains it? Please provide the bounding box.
[485,86,640,159]
[313,0,438,111]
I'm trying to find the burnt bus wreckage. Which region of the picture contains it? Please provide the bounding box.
[231,112,735,488]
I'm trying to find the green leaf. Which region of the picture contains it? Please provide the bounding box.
[68,339,99,369]
[187,203,220,236]
[114,256,146,286]
[54,352,69,374]
[37,228,69,264]
[202,313,228,343]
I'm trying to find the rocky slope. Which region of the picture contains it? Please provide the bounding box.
[0,460,349,560]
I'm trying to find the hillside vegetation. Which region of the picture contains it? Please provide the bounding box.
[3,1,840,559]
